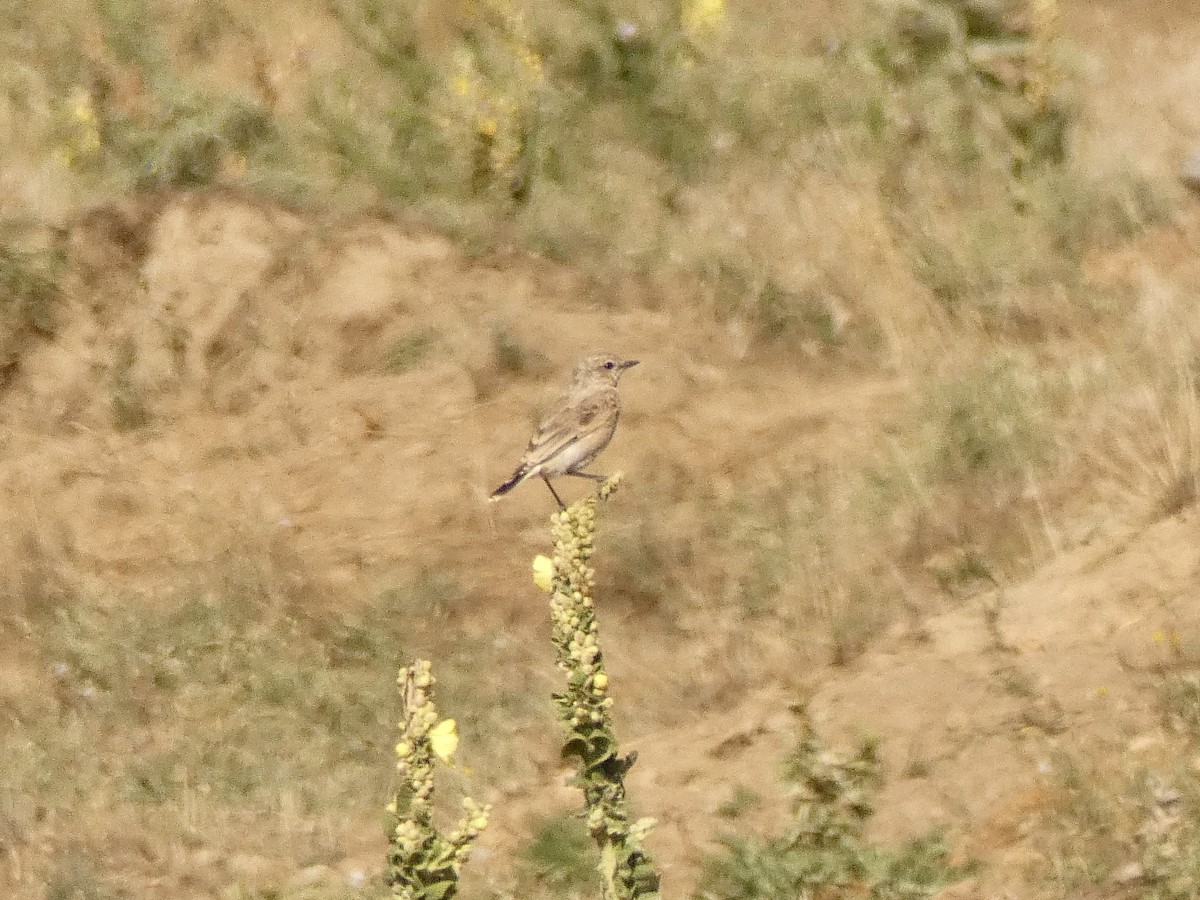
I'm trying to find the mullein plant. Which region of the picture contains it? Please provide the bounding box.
[1024,0,1060,113]
[444,0,543,201]
[386,659,490,900]
[1010,0,1069,179]
[532,475,662,899]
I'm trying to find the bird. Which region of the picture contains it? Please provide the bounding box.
[490,352,639,508]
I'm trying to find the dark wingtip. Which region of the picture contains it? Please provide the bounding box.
[490,468,525,500]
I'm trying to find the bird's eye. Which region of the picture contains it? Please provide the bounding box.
[604,361,615,370]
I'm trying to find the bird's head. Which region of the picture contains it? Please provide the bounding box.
[575,352,639,387]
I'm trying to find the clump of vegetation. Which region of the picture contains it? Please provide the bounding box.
[0,241,64,393]
[520,814,599,894]
[314,0,450,202]
[58,0,281,192]
[128,94,275,190]
[700,713,963,899]
[1036,673,1200,895]
[1162,672,1200,740]
[1141,673,1200,899]
[386,328,439,375]
[0,243,62,336]
[1133,775,1200,900]
[869,0,1072,173]
[109,336,152,430]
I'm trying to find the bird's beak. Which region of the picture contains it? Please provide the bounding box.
[622,359,640,369]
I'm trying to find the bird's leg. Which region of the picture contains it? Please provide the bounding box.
[541,473,567,509]
[565,470,607,483]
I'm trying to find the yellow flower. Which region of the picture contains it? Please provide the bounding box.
[520,48,543,82]
[682,0,725,39]
[59,88,103,167]
[71,90,97,125]
[430,718,459,763]
[532,555,554,592]
[452,74,472,97]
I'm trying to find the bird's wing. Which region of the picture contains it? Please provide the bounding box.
[523,389,618,465]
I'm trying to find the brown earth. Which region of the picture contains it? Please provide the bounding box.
[4,1,1200,898]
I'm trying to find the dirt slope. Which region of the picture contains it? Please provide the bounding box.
[808,506,1200,896]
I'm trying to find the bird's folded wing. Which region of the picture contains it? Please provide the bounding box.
[524,391,617,463]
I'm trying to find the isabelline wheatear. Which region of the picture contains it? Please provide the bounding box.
[490,352,639,508]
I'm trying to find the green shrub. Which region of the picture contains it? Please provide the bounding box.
[700,716,964,899]
[0,243,62,336]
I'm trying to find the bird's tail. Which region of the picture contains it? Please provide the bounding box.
[489,465,530,501]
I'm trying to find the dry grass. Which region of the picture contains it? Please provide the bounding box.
[5,570,553,898]
[1030,672,1200,898]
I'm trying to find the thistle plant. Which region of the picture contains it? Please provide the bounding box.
[386,659,490,900]
[532,475,662,899]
